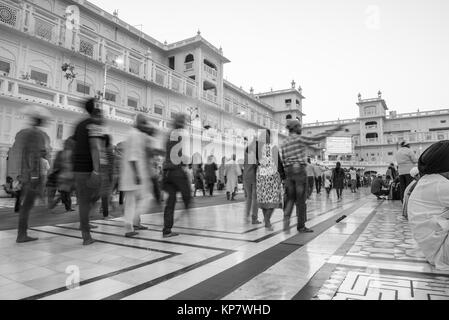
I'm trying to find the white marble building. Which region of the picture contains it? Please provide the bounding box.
[0,0,305,183]
[303,92,449,173]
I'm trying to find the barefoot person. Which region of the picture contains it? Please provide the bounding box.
[16,105,51,243]
[120,114,151,238]
[280,119,344,233]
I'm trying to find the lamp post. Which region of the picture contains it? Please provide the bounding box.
[101,57,124,115]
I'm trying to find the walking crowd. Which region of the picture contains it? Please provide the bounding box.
[4,98,448,272]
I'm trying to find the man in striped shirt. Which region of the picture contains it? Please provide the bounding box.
[281,119,344,233]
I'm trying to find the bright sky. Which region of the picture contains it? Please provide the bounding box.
[89,0,449,123]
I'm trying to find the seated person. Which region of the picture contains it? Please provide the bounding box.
[371,174,388,200]
[12,176,23,213]
[2,176,14,197]
[408,141,449,271]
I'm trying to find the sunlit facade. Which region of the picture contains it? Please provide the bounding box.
[0,0,304,182]
[303,92,449,173]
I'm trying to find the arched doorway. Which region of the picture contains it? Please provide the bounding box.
[6,129,52,179]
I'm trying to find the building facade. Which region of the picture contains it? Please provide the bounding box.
[303,92,449,173]
[0,0,304,182]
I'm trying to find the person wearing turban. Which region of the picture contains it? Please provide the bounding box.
[408,140,449,271]
[395,141,418,203]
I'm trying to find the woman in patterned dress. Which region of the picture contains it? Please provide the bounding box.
[256,130,283,231]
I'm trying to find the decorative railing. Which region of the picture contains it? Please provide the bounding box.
[34,16,54,41]
[365,138,379,144]
[203,64,218,78]
[358,131,449,146]
[0,0,201,102]
[0,0,287,131]
[0,74,161,125]
[386,109,449,119]
[79,37,95,58]
[303,118,358,128]
[0,2,18,27]
[202,90,218,104]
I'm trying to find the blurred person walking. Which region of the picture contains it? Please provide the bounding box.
[39,155,51,206]
[112,143,124,207]
[256,130,284,230]
[162,114,192,238]
[349,167,357,193]
[204,155,218,197]
[396,141,418,202]
[120,115,152,237]
[323,167,332,197]
[143,124,164,205]
[306,158,315,199]
[332,162,345,200]
[72,98,104,245]
[225,154,242,201]
[281,119,344,233]
[243,137,259,223]
[48,138,75,212]
[217,156,226,191]
[16,105,51,243]
[193,160,206,197]
[100,135,114,218]
[313,163,323,195]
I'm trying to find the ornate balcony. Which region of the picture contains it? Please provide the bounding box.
[203,63,218,79]
[0,74,153,126]
[0,0,199,102]
[202,90,218,104]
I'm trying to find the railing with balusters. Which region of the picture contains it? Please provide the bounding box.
[203,64,218,78]
[202,90,218,104]
[0,0,201,102]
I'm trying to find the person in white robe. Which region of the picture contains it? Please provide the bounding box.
[408,141,449,271]
[224,154,242,201]
[120,114,152,237]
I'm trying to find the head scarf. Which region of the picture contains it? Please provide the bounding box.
[418,140,449,175]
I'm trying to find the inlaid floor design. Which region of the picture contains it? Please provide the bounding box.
[1,188,446,300]
[317,266,449,300]
[0,190,365,300]
[308,203,449,300]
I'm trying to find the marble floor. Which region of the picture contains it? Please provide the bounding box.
[0,188,447,300]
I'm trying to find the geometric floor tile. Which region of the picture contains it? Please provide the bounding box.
[316,266,449,300]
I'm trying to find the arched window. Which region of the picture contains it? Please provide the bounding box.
[185,54,194,63]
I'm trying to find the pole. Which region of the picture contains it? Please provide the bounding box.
[102,63,108,111]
